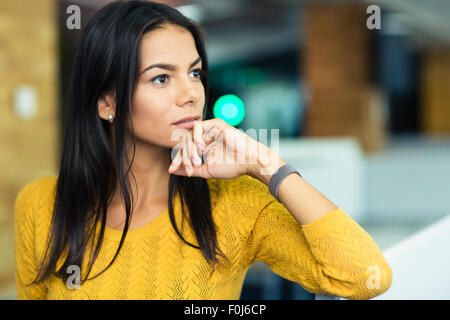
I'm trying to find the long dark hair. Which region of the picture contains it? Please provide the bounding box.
[29,0,228,287]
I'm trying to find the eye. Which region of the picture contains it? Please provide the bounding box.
[190,68,204,79]
[151,74,170,86]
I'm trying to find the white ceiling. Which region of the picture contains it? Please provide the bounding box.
[361,0,450,44]
[64,0,450,65]
[183,0,450,65]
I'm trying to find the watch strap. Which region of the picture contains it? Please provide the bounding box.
[268,164,302,202]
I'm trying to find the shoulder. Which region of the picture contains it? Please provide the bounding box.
[16,174,58,202]
[15,174,58,222]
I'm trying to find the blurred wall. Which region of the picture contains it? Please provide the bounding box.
[0,0,59,295]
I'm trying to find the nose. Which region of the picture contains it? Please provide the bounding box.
[176,76,200,107]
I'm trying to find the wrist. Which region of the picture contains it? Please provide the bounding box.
[248,146,286,185]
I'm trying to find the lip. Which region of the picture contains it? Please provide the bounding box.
[172,115,201,125]
[172,120,197,129]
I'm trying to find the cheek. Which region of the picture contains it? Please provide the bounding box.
[197,85,206,115]
[133,85,170,116]
[131,87,172,142]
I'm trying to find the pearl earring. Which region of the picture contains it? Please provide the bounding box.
[108,114,114,123]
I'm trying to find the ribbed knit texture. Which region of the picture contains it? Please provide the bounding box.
[14,174,392,300]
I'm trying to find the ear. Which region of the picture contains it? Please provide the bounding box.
[97,91,116,121]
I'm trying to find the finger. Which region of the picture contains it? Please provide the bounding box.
[186,126,201,167]
[200,118,226,136]
[193,120,205,154]
[187,132,202,169]
[203,138,218,154]
[169,146,183,173]
[192,142,202,167]
[204,127,222,147]
[202,139,220,165]
[182,135,193,176]
[186,132,201,168]
[168,148,190,176]
[203,128,214,144]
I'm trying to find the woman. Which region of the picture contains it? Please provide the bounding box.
[14,1,392,300]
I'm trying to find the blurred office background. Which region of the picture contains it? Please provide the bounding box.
[1,0,449,299]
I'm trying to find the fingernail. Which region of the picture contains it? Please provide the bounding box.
[186,166,193,176]
[193,148,202,166]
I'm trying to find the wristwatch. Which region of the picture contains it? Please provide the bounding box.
[268,164,302,202]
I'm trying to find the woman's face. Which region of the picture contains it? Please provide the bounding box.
[130,23,205,148]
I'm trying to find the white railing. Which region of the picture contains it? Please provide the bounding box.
[372,213,450,299]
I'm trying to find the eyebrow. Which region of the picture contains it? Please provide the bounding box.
[140,56,202,74]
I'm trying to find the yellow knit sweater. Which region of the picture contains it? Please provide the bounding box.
[14,174,392,300]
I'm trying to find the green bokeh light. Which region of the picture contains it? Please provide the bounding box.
[213,94,245,126]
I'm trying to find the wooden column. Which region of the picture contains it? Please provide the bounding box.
[422,47,450,135]
[302,3,387,153]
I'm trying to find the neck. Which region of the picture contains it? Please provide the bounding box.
[109,131,172,210]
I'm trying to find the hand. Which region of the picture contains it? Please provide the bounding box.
[168,118,280,180]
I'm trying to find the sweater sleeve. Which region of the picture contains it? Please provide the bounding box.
[243,200,393,300]
[14,181,48,300]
